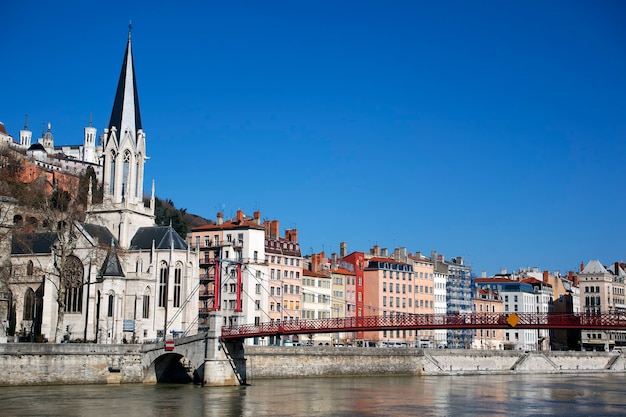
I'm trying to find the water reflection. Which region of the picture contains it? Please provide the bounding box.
[1,374,626,416]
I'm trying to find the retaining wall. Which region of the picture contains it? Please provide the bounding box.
[244,347,626,380]
[0,343,143,386]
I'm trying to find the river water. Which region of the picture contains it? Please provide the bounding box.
[1,373,625,416]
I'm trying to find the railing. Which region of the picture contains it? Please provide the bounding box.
[221,312,626,339]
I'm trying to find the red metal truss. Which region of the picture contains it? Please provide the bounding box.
[221,312,626,339]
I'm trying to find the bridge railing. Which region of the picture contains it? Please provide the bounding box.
[220,312,626,339]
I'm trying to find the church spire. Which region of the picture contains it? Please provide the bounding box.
[108,25,142,141]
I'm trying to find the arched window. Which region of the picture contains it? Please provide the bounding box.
[23,288,36,320]
[122,150,131,200]
[142,287,151,319]
[135,153,141,198]
[63,255,84,313]
[26,260,34,276]
[109,150,116,195]
[135,258,142,273]
[158,262,168,307]
[13,215,23,225]
[107,292,115,317]
[173,264,182,308]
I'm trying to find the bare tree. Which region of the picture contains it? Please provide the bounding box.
[9,161,108,343]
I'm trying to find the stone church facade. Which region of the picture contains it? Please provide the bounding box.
[5,32,199,344]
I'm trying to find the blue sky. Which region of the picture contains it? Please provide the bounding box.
[2,1,625,276]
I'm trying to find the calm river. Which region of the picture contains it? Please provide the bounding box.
[1,373,625,416]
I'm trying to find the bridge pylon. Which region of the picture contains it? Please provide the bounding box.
[203,312,247,386]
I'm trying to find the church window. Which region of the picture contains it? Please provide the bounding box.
[173,266,182,308]
[23,288,36,320]
[64,255,84,313]
[109,151,116,195]
[107,293,114,317]
[159,263,168,307]
[27,260,34,276]
[122,151,131,200]
[135,158,140,198]
[142,291,150,319]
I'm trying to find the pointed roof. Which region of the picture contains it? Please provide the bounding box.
[100,241,125,277]
[108,31,142,139]
[581,260,609,275]
[129,225,188,250]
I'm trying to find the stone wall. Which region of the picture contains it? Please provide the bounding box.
[245,347,626,380]
[1,343,625,386]
[0,343,143,386]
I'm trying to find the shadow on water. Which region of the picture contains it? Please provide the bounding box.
[153,353,194,384]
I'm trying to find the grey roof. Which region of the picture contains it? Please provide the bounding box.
[11,232,57,254]
[79,223,118,246]
[100,242,125,277]
[129,226,188,250]
[581,260,608,275]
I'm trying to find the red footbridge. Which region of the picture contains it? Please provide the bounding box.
[221,312,626,339]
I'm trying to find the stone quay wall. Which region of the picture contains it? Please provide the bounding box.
[0,343,144,386]
[244,347,626,380]
[1,343,625,386]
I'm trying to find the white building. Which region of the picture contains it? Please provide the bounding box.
[8,31,199,344]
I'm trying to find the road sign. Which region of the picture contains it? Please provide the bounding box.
[165,339,175,351]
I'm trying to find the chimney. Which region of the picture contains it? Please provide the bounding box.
[253,211,261,225]
[381,248,388,257]
[285,228,298,243]
[543,270,549,282]
[271,220,279,239]
[481,271,486,278]
[340,242,347,257]
[615,262,620,275]
[400,247,407,258]
[217,212,223,225]
[415,251,422,260]
[580,262,585,272]
[573,274,579,287]
[264,220,271,237]
[500,268,507,275]
[236,209,244,222]
[567,271,573,281]
[430,250,437,263]
[331,253,338,270]
[371,245,380,256]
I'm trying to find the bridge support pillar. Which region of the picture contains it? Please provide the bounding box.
[202,313,247,386]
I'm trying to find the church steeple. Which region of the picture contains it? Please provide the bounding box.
[89,29,154,249]
[108,24,142,141]
[101,27,147,207]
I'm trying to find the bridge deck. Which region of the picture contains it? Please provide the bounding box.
[221,313,626,339]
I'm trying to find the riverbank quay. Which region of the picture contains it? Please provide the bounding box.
[244,346,626,380]
[1,343,625,386]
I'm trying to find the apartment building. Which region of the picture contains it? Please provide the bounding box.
[301,268,332,345]
[264,220,302,345]
[579,260,626,351]
[363,247,417,347]
[443,254,474,348]
[472,287,504,350]
[189,210,269,344]
[476,277,538,350]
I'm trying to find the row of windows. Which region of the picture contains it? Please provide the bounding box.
[302,278,331,288]
[270,269,301,280]
[381,296,434,309]
[382,282,433,294]
[268,255,301,267]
